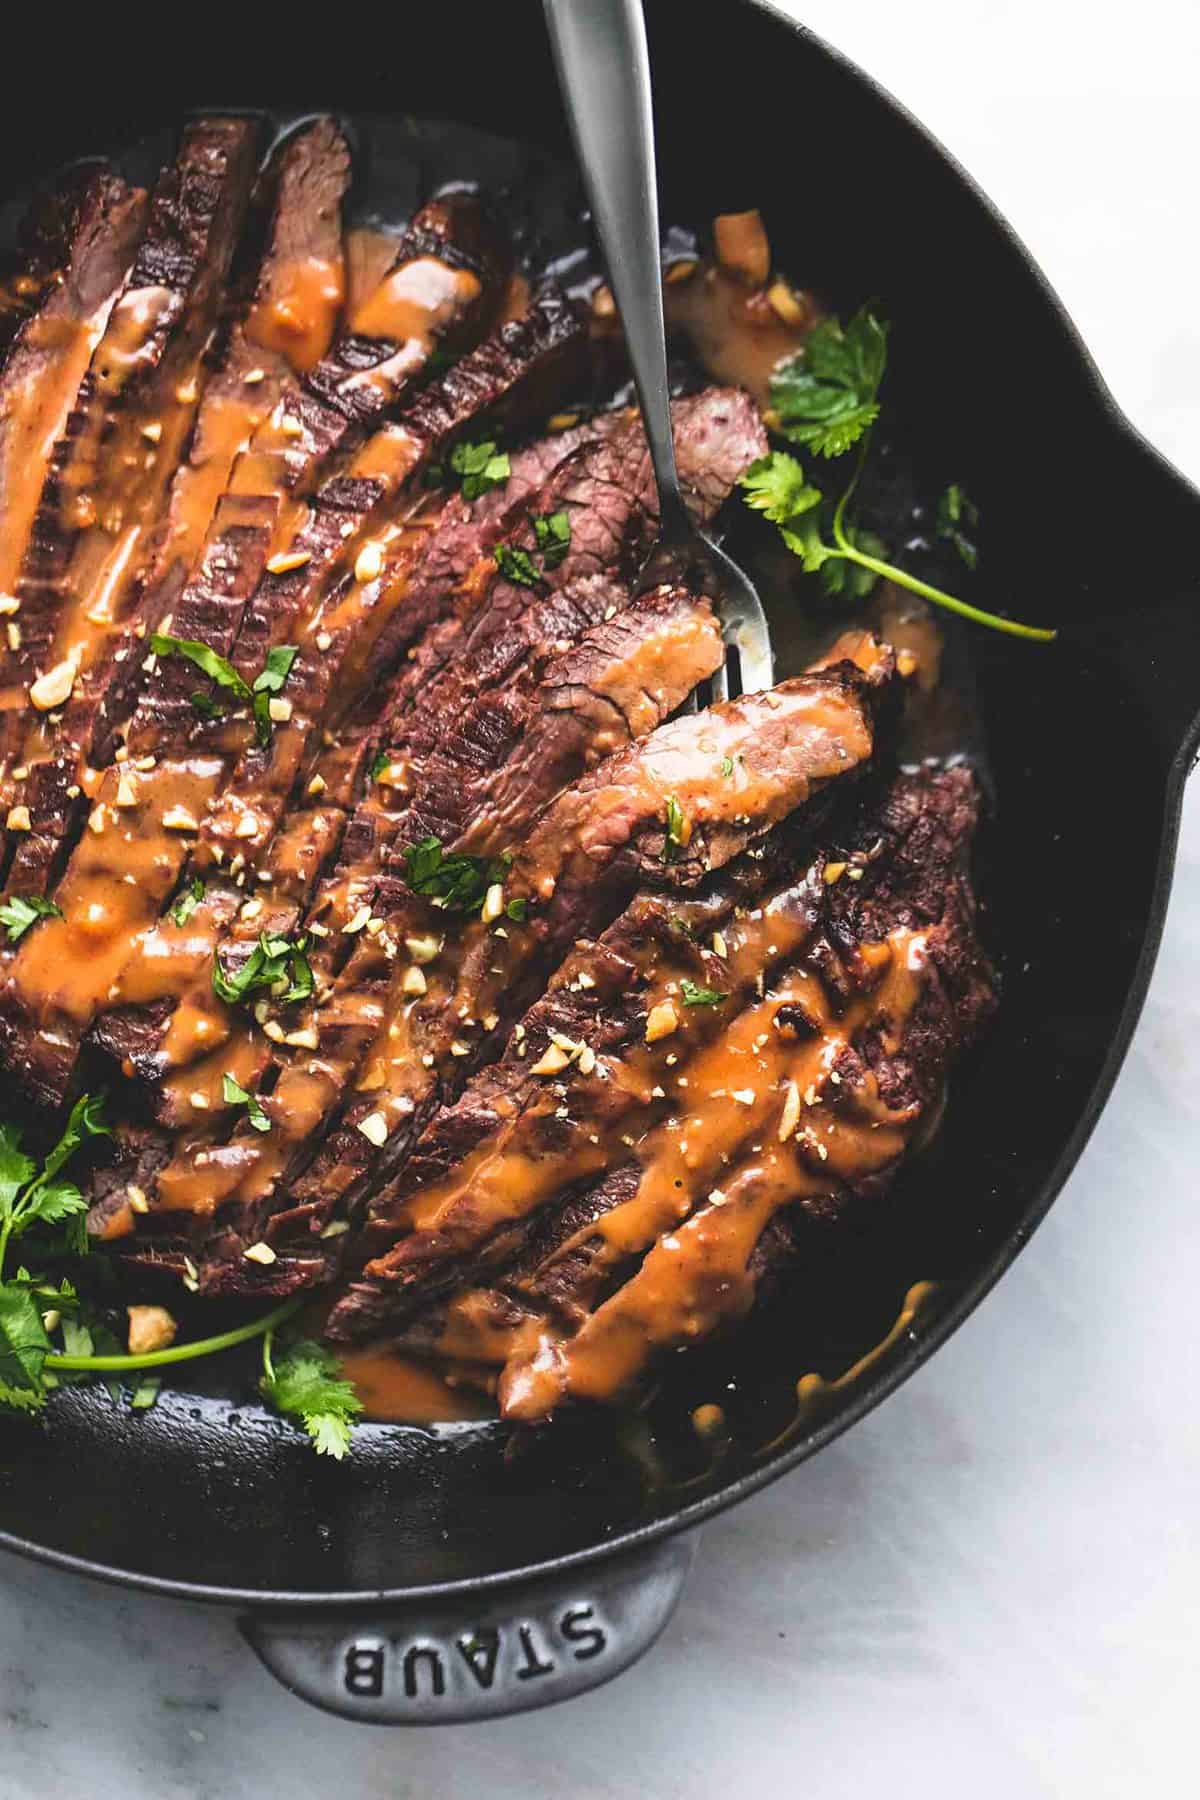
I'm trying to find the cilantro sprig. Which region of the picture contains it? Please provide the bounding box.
[661,795,688,865]
[680,979,727,1007]
[170,877,205,927]
[769,307,888,458]
[533,509,571,570]
[746,304,1055,642]
[260,1329,363,1459]
[0,1096,110,1402]
[493,510,573,589]
[936,482,980,570]
[494,543,541,588]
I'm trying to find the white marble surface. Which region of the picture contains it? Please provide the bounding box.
[5,4,1200,1793]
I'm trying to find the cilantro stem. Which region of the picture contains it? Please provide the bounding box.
[45,1295,303,1372]
[823,540,1057,642]
[824,428,1055,643]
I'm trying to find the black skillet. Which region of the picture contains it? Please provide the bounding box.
[1,0,1197,1724]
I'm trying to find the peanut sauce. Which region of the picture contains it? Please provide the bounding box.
[658,260,814,414]
[336,1346,493,1423]
[0,237,141,602]
[245,253,344,374]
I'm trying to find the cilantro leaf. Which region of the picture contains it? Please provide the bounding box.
[0,1375,46,1414]
[533,509,572,570]
[661,795,688,864]
[0,1095,108,1272]
[151,635,252,705]
[770,304,888,458]
[222,1073,271,1133]
[739,451,823,529]
[741,399,1054,642]
[0,1126,36,1218]
[403,836,511,915]
[371,748,401,782]
[505,896,527,922]
[936,482,980,570]
[260,1335,362,1460]
[680,979,728,1007]
[0,1284,50,1394]
[14,1180,86,1234]
[170,878,205,928]
[252,644,299,748]
[39,1093,110,1189]
[450,439,511,502]
[0,893,62,944]
[494,544,541,588]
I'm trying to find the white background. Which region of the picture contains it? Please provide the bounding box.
[5,4,1200,1793]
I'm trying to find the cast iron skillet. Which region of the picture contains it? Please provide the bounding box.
[1,0,1197,1724]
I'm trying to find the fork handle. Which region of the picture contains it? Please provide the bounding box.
[544,0,692,542]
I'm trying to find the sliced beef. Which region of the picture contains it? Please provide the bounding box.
[95,579,721,1295]
[0,117,262,893]
[404,579,726,853]
[88,383,752,1120]
[228,191,511,502]
[0,170,145,607]
[215,657,886,1301]
[96,576,723,1281]
[0,164,122,355]
[190,285,588,874]
[326,767,995,1420]
[88,118,353,766]
[0,496,277,1108]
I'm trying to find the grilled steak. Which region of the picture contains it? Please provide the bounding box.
[82,385,757,1114]
[0,118,262,893]
[231,190,511,503]
[88,118,353,766]
[0,495,277,1107]
[0,170,145,610]
[327,766,995,1421]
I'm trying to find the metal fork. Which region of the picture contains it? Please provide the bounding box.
[544,0,773,702]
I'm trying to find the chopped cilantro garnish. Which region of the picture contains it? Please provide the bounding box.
[222,1072,271,1133]
[0,893,62,944]
[450,439,511,502]
[493,544,541,588]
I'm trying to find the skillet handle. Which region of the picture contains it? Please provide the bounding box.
[240,1530,697,1724]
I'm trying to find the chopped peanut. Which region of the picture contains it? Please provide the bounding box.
[645,1000,679,1043]
[713,209,770,284]
[127,1305,177,1355]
